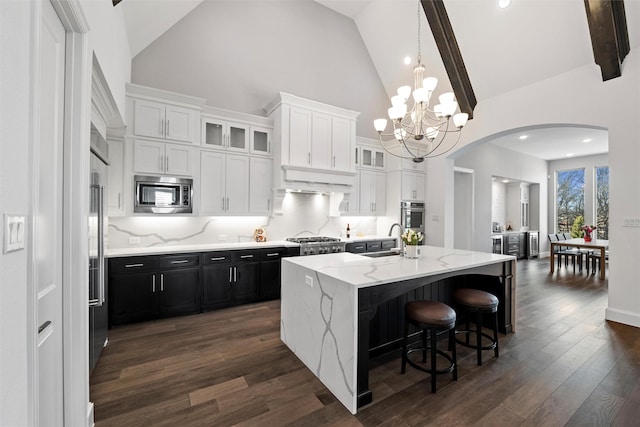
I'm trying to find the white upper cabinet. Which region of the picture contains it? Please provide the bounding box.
[249,156,272,214]
[200,151,250,215]
[132,99,199,144]
[126,84,205,146]
[401,171,425,201]
[202,116,249,153]
[133,140,194,176]
[360,146,385,169]
[265,92,359,189]
[359,170,386,216]
[401,157,426,173]
[250,126,271,156]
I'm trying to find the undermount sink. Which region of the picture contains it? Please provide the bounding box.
[362,250,402,258]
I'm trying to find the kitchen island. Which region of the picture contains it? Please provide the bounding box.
[281,246,516,414]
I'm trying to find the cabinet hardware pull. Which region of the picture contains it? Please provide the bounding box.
[166,120,170,135]
[332,156,335,167]
[226,197,229,211]
[234,266,237,282]
[240,255,254,259]
[160,119,163,135]
[125,263,144,268]
[210,256,226,261]
[308,152,311,164]
[161,273,164,291]
[38,320,52,334]
[117,193,121,209]
[222,197,225,211]
[166,156,169,172]
[152,275,156,292]
[229,267,233,283]
[160,154,164,171]
[266,253,279,257]
[355,246,364,250]
[171,260,189,264]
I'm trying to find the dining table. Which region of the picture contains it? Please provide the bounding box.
[550,238,609,279]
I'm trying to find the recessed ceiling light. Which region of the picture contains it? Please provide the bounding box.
[502,179,509,183]
[403,56,412,65]
[518,135,528,140]
[498,0,511,9]
[566,153,573,157]
[582,138,592,143]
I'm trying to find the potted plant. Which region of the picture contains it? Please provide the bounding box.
[401,229,424,258]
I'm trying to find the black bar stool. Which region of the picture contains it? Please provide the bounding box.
[453,288,499,366]
[401,300,457,393]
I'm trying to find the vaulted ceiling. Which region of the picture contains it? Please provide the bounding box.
[118,0,638,160]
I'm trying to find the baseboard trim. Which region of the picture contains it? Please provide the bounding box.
[605,307,640,329]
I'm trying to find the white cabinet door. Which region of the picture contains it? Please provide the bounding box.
[107,138,124,216]
[332,116,351,171]
[225,154,250,214]
[311,112,332,170]
[250,157,272,214]
[401,171,425,201]
[200,151,225,213]
[165,144,193,176]
[226,122,249,153]
[202,117,226,149]
[359,170,374,214]
[373,171,386,215]
[133,99,165,139]
[133,140,165,174]
[342,174,359,214]
[251,126,271,155]
[165,105,196,143]
[289,107,312,167]
[133,140,193,176]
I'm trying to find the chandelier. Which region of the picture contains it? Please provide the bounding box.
[373,2,469,163]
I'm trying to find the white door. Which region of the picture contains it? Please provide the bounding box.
[36,2,66,424]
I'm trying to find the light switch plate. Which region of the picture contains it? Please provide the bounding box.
[4,214,26,253]
[623,217,640,227]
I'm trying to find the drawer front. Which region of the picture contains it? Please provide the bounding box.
[203,251,232,265]
[346,242,367,253]
[381,239,397,250]
[260,247,286,261]
[109,256,158,275]
[230,249,260,263]
[366,241,382,252]
[158,254,200,269]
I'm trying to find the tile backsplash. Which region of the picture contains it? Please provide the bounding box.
[108,193,383,248]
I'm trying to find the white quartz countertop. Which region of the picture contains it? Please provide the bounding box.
[283,245,515,289]
[107,240,299,258]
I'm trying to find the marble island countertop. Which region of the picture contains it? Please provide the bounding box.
[283,246,515,289]
[280,245,516,414]
[107,240,299,258]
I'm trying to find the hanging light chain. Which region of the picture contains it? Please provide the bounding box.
[416,1,421,62]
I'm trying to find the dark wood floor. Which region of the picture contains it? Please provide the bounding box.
[91,257,640,426]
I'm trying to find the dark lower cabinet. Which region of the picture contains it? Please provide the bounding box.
[259,247,287,300]
[110,246,297,326]
[202,249,260,310]
[109,254,200,327]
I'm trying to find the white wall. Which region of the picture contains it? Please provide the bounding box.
[492,181,507,229]
[453,143,548,253]
[430,48,640,327]
[0,1,131,425]
[0,1,33,424]
[547,153,609,232]
[130,0,388,139]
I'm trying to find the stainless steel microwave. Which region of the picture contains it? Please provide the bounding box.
[134,175,193,214]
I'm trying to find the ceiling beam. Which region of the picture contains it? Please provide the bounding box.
[420,0,476,119]
[584,0,630,81]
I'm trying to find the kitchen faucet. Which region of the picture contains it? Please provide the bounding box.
[388,222,403,238]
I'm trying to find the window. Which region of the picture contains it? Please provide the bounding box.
[595,166,609,239]
[556,168,584,234]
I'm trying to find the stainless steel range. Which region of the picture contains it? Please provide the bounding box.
[286,236,346,256]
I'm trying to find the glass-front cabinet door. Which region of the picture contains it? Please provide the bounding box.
[251,126,271,155]
[360,147,385,169]
[202,117,248,152]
